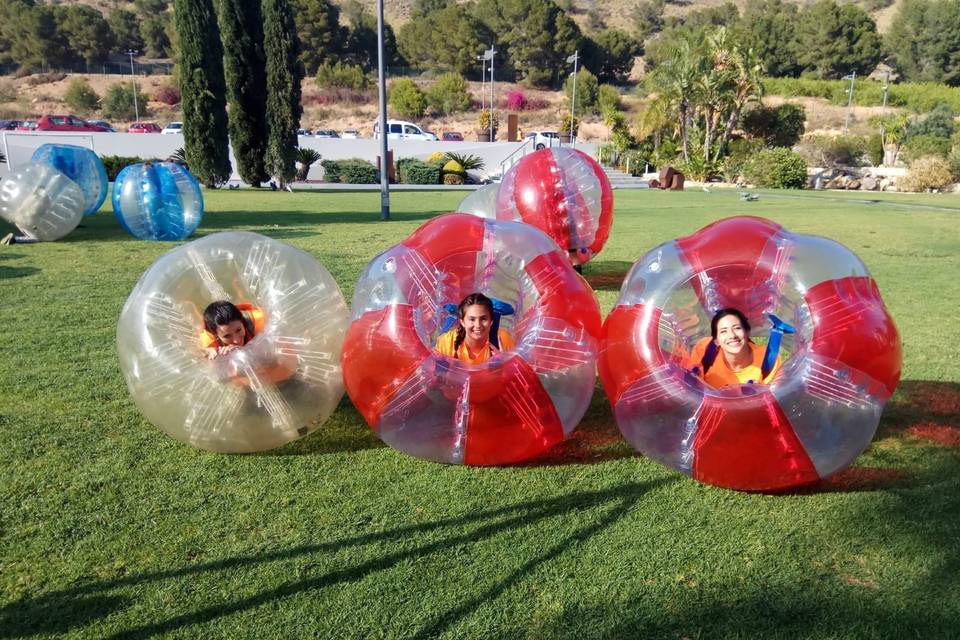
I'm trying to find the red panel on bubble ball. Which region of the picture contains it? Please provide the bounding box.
[463,355,564,465]
[510,151,569,249]
[692,393,819,491]
[805,276,902,395]
[402,214,485,266]
[581,152,615,256]
[342,305,431,428]
[675,216,782,273]
[598,305,666,407]
[525,251,602,339]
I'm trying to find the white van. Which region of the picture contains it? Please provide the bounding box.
[373,120,438,141]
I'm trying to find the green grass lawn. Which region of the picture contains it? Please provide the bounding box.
[1,188,958,639]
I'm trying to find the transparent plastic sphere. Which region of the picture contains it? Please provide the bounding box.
[495,147,614,265]
[117,231,349,453]
[31,144,108,216]
[342,213,602,465]
[113,161,204,241]
[456,182,500,218]
[599,216,902,492]
[0,161,84,241]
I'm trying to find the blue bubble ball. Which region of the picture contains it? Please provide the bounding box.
[31,144,108,217]
[112,162,204,241]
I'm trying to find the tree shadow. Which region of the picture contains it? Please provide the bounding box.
[877,379,960,443]
[0,479,673,639]
[581,260,633,292]
[0,264,40,279]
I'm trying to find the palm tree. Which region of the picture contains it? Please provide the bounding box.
[295,147,321,181]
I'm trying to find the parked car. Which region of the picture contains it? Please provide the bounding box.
[341,129,360,139]
[442,131,464,141]
[85,119,116,132]
[32,115,108,132]
[297,128,313,137]
[525,130,562,150]
[0,120,21,130]
[314,129,339,138]
[373,120,438,141]
[15,121,38,131]
[128,122,162,133]
[161,121,183,135]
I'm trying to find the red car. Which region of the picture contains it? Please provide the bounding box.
[33,115,110,132]
[128,122,162,133]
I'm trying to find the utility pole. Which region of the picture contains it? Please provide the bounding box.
[483,46,496,141]
[566,50,579,147]
[375,0,390,220]
[125,49,140,123]
[842,71,856,133]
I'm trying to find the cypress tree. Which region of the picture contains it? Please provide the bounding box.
[263,0,303,186]
[218,0,269,187]
[173,0,231,187]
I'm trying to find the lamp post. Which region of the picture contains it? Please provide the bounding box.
[375,0,390,220]
[566,50,579,147]
[842,71,856,133]
[124,49,140,123]
[483,46,496,141]
[477,54,486,114]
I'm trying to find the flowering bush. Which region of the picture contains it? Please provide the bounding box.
[505,90,527,111]
[155,84,181,106]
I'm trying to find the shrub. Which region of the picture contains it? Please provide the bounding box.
[761,76,960,113]
[155,83,181,106]
[397,158,441,184]
[100,155,149,181]
[309,88,373,105]
[950,147,960,181]
[295,147,321,181]
[388,78,427,118]
[723,138,767,181]
[563,68,599,114]
[426,151,445,164]
[597,84,622,112]
[102,83,149,120]
[796,134,866,168]
[443,152,483,171]
[742,103,806,148]
[0,81,15,103]
[444,173,465,185]
[743,147,808,189]
[340,159,379,184]
[505,90,527,111]
[560,112,580,136]
[442,159,464,175]
[898,155,954,192]
[427,73,470,115]
[316,61,370,90]
[64,78,100,114]
[866,133,884,166]
[477,109,499,133]
[24,72,66,86]
[904,103,956,141]
[902,134,952,165]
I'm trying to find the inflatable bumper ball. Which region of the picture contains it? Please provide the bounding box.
[456,182,500,218]
[342,213,602,465]
[494,147,613,265]
[31,143,108,216]
[599,216,902,492]
[113,161,203,241]
[117,231,349,453]
[0,161,84,241]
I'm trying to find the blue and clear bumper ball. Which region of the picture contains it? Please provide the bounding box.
[0,161,84,241]
[113,161,204,241]
[30,143,108,216]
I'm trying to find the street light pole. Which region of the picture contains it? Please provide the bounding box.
[843,71,856,133]
[566,50,579,147]
[477,54,485,114]
[125,49,140,123]
[488,46,496,141]
[375,0,390,220]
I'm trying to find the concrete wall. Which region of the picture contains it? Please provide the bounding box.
[2,131,596,183]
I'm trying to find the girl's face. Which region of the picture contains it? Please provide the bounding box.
[460,304,492,344]
[215,320,246,346]
[714,314,748,357]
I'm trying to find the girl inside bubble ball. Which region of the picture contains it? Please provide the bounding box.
[435,293,515,364]
[686,307,782,388]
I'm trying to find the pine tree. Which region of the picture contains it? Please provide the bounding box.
[263,0,303,186]
[173,0,231,187]
[218,0,269,186]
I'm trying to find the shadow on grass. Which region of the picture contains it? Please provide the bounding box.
[271,398,386,457]
[0,264,40,279]
[878,379,960,441]
[581,260,633,292]
[64,208,446,243]
[0,479,673,639]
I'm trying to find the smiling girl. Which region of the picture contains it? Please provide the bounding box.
[687,308,781,388]
[435,293,515,364]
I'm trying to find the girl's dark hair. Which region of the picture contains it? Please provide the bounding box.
[203,300,243,334]
[701,307,751,375]
[453,292,494,353]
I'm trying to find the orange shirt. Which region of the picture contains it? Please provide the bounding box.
[200,304,267,349]
[685,337,781,388]
[435,328,515,364]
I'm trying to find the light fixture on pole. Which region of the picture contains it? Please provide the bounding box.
[482,46,496,141]
[124,49,140,123]
[375,0,390,220]
[842,71,856,133]
[566,50,579,147]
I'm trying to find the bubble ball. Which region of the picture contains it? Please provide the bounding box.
[342,213,602,465]
[31,143,108,216]
[599,216,902,492]
[113,161,204,241]
[117,231,349,453]
[456,182,500,218]
[495,147,614,265]
[0,161,84,241]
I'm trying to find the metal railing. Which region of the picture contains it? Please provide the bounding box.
[497,138,533,179]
